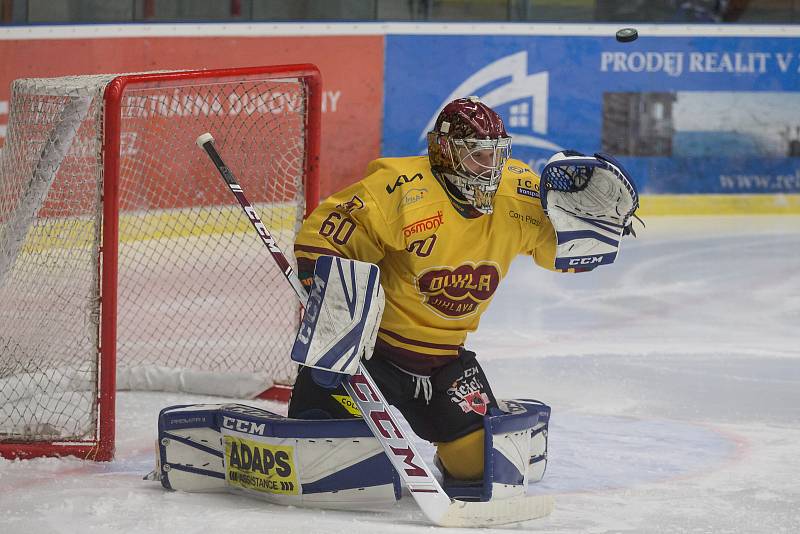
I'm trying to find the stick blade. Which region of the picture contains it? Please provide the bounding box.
[434,494,554,528]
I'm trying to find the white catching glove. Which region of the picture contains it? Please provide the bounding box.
[540,150,639,271]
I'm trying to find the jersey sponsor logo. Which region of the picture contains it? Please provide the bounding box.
[406,234,437,257]
[398,187,428,210]
[332,394,363,416]
[403,210,443,238]
[507,164,533,175]
[387,172,423,194]
[224,436,298,495]
[508,209,541,226]
[517,187,539,198]
[458,390,491,416]
[447,364,491,416]
[516,187,540,199]
[416,262,501,318]
[336,195,365,213]
[515,178,540,199]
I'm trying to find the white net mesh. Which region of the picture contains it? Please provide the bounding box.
[0,70,311,445]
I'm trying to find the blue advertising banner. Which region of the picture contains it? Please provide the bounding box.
[384,34,800,195]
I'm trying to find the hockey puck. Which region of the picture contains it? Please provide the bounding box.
[616,28,639,43]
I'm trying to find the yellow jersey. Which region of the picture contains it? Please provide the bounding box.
[294,156,559,374]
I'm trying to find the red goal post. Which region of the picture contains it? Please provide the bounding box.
[0,64,321,461]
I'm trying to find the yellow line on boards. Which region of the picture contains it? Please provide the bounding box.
[637,194,800,216]
[18,204,299,253]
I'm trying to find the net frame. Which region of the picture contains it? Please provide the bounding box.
[0,64,321,461]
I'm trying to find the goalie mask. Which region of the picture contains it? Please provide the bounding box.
[427,97,512,215]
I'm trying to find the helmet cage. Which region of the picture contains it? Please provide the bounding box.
[441,135,511,214]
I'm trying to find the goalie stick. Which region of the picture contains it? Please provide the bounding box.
[196,132,554,527]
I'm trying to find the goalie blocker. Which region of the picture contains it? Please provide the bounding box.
[290,255,384,388]
[147,399,549,507]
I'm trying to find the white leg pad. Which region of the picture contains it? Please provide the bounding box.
[148,403,400,510]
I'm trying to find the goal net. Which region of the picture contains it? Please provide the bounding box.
[0,65,321,460]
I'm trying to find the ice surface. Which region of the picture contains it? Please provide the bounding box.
[2,215,799,533]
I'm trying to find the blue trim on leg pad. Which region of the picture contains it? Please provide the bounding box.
[156,404,229,492]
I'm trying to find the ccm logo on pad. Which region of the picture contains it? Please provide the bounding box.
[569,256,603,265]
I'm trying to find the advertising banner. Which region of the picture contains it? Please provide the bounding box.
[0,31,384,198]
[384,34,800,197]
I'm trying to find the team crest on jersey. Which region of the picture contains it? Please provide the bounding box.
[416,262,501,319]
[447,365,491,416]
[336,195,365,213]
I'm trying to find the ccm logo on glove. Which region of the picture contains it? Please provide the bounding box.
[569,256,604,266]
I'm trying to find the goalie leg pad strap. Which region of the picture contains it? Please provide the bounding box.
[441,399,550,502]
[152,403,400,509]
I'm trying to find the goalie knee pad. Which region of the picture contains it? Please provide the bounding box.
[439,399,550,502]
[148,403,400,510]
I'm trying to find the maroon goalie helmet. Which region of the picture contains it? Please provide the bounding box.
[427,96,511,215]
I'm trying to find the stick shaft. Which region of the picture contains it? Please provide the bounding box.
[196,134,307,301]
